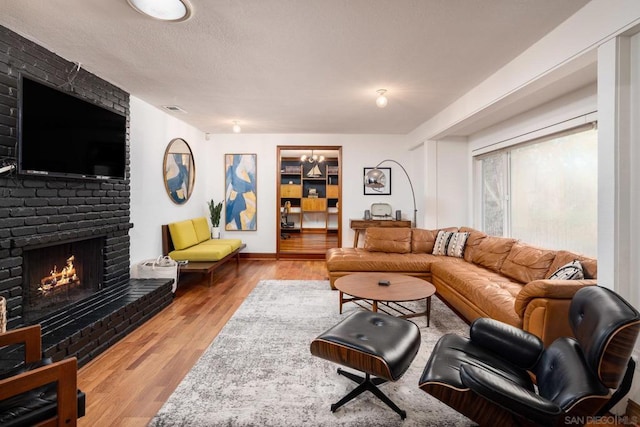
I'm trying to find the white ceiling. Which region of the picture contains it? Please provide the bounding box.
[0,0,591,135]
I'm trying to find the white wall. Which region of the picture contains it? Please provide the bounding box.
[205,134,415,251]
[129,96,208,265]
[127,103,422,258]
[420,138,469,229]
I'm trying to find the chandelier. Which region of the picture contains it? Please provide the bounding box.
[300,150,324,163]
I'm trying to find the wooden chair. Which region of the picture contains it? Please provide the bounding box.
[0,325,85,427]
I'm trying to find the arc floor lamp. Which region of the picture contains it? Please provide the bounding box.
[364,160,417,227]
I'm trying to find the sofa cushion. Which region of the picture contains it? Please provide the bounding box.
[191,217,211,243]
[471,236,517,273]
[546,250,597,279]
[499,243,557,284]
[168,220,199,250]
[364,227,411,254]
[169,243,233,261]
[411,228,438,254]
[447,232,470,258]
[201,238,244,251]
[431,258,522,326]
[460,227,488,263]
[326,247,437,272]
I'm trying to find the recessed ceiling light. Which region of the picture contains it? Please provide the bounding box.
[127,0,193,22]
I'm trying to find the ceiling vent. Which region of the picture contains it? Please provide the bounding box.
[162,105,187,113]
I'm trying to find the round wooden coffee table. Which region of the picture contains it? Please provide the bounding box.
[334,272,436,326]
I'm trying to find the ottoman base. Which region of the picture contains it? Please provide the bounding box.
[331,368,406,419]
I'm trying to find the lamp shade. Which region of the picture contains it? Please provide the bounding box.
[364,168,386,189]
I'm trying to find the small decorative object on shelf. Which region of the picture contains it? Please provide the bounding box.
[284,165,302,174]
[208,199,223,238]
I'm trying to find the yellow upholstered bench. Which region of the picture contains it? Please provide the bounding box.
[162,217,246,286]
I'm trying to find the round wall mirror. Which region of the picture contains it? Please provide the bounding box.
[163,138,195,204]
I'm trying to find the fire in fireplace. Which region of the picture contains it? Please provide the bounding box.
[23,238,104,324]
[39,255,80,295]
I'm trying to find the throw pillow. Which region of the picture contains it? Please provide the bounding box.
[547,259,584,280]
[432,230,454,255]
[446,232,470,258]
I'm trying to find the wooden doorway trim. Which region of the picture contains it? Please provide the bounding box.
[276,145,342,258]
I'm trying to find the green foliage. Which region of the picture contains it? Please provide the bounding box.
[208,200,223,227]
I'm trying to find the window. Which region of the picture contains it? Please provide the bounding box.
[479,125,597,256]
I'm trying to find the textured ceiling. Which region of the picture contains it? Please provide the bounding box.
[0,0,590,134]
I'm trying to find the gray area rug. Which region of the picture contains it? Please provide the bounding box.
[149,280,472,426]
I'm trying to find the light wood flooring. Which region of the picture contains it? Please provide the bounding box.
[77,259,328,426]
[279,231,339,255]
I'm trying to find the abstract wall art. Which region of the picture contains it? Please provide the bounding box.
[163,138,195,204]
[225,154,257,231]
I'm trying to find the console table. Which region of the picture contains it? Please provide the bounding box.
[349,218,412,247]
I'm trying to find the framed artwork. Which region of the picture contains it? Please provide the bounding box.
[225,154,257,231]
[363,167,391,195]
[163,138,195,204]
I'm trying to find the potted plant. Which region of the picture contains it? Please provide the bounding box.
[208,199,223,239]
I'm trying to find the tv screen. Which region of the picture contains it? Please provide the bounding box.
[18,75,127,180]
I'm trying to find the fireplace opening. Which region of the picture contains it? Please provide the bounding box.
[22,237,104,324]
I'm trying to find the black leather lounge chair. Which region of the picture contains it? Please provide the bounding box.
[419,286,640,426]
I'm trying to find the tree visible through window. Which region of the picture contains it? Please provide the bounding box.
[479,125,597,257]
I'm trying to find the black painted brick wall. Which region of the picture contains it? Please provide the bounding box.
[0,25,132,329]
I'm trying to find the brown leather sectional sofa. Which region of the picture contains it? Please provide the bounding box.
[326,226,597,346]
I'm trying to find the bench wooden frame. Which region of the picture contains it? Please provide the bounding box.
[161,224,246,287]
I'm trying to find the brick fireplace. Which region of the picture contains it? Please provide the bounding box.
[0,26,173,367]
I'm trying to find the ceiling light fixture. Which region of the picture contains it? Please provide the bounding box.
[300,149,324,164]
[376,89,388,108]
[232,121,242,133]
[127,0,193,22]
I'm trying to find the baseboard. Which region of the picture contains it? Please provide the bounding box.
[240,253,277,260]
[276,252,326,260]
[239,252,328,260]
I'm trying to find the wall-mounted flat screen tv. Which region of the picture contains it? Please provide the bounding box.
[18,75,127,180]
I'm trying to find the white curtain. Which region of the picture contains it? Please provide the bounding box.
[480,126,597,256]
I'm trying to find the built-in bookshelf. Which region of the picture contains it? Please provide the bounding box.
[279,157,340,232]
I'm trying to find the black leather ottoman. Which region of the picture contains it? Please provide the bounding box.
[310,311,421,419]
